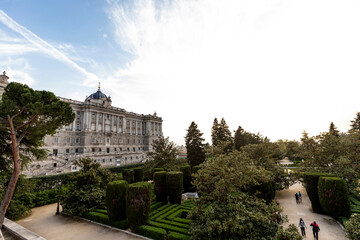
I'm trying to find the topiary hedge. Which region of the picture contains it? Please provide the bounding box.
[166,172,183,204]
[133,167,144,182]
[318,177,351,219]
[180,165,192,192]
[106,180,128,221]
[154,168,165,173]
[154,171,167,202]
[303,172,333,213]
[126,182,152,229]
[83,211,129,229]
[136,225,167,240]
[168,231,190,240]
[123,169,135,184]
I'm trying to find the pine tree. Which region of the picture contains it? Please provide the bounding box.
[211,118,220,146]
[234,126,246,150]
[329,122,339,136]
[350,112,360,132]
[219,118,233,143]
[185,121,205,167]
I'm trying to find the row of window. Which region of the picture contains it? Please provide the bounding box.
[91,147,148,153]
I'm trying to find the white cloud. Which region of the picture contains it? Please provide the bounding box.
[0,58,35,85]
[0,9,98,84]
[104,0,360,144]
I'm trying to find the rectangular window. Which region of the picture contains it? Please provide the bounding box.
[120,147,122,151]
[53,149,58,156]
[76,138,80,144]
[53,137,58,143]
[92,148,95,152]
[91,138,96,143]
[67,137,71,143]
[99,148,102,152]
[114,148,117,152]
[107,138,110,144]
[107,148,110,153]
[66,149,70,153]
[133,147,136,152]
[75,148,79,153]
[53,163,57,167]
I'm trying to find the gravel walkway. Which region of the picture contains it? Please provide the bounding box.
[275,182,347,240]
[16,204,144,240]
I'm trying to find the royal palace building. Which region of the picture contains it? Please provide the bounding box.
[0,72,163,177]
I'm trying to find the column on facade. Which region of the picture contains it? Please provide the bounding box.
[116,116,119,133]
[95,112,98,131]
[102,113,105,133]
[87,111,91,131]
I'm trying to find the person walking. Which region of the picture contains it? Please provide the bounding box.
[295,192,299,204]
[310,221,320,239]
[298,191,302,203]
[298,218,306,236]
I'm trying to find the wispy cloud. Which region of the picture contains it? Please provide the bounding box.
[105,0,360,144]
[0,58,35,85]
[0,9,98,83]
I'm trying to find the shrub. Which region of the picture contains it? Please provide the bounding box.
[166,172,183,204]
[345,214,360,240]
[154,168,164,173]
[274,224,302,240]
[168,231,190,240]
[192,166,201,174]
[135,225,167,240]
[180,165,192,192]
[147,220,189,234]
[303,172,333,213]
[126,182,152,229]
[249,181,275,203]
[318,177,351,219]
[154,171,167,202]
[106,163,144,174]
[134,167,144,182]
[106,180,128,221]
[5,199,30,220]
[84,211,129,229]
[123,169,135,183]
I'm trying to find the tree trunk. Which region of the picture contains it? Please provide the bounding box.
[0,165,20,228]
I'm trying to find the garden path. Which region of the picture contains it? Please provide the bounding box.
[17,203,145,240]
[275,182,347,239]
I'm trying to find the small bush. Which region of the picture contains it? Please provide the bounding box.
[154,168,164,173]
[168,231,190,240]
[126,182,152,229]
[345,213,360,240]
[192,166,201,174]
[83,211,128,229]
[166,172,183,204]
[134,167,144,182]
[303,172,333,213]
[180,165,192,192]
[123,169,135,183]
[275,224,302,240]
[154,171,167,202]
[318,177,351,219]
[106,180,128,221]
[135,225,167,240]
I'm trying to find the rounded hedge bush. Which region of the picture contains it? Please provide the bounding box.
[303,172,333,213]
[154,168,164,173]
[154,171,167,202]
[166,172,183,204]
[123,169,135,184]
[105,180,128,221]
[180,165,192,192]
[126,182,152,229]
[133,167,144,182]
[318,177,351,219]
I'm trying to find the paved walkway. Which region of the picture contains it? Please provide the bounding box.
[16,204,144,240]
[275,182,347,240]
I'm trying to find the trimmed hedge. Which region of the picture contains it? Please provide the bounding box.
[154,168,165,174]
[106,180,128,221]
[136,225,167,240]
[180,165,192,192]
[123,169,135,184]
[168,231,190,240]
[134,167,144,182]
[154,171,167,202]
[166,172,183,204]
[83,211,129,229]
[29,172,74,191]
[126,182,152,229]
[318,177,351,219]
[303,172,333,213]
[147,220,189,234]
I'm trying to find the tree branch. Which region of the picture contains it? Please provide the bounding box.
[10,107,25,121]
[16,112,40,131]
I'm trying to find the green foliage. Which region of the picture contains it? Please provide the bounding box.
[249,181,276,203]
[211,118,233,148]
[133,167,144,182]
[126,182,152,229]
[154,168,165,174]
[168,231,190,240]
[106,180,128,221]
[29,172,74,191]
[61,158,114,216]
[166,172,183,204]
[180,165,192,192]
[136,225,167,240]
[185,121,205,167]
[345,213,360,240]
[350,112,360,132]
[303,172,333,213]
[318,177,351,219]
[189,193,279,240]
[234,126,263,150]
[154,171,167,202]
[123,169,135,183]
[5,199,30,220]
[274,224,302,240]
[83,211,129,229]
[191,166,200,174]
[106,163,144,174]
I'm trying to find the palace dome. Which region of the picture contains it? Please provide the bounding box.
[88,89,107,99]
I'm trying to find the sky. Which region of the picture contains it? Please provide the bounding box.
[1,0,360,145]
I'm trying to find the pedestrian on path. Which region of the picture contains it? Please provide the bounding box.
[310,221,320,240]
[295,192,299,204]
[298,218,306,236]
[298,191,302,203]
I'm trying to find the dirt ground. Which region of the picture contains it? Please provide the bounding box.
[275,182,347,240]
[16,204,143,240]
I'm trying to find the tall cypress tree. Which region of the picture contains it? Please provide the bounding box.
[211,118,220,146]
[185,121,205,167]
[329,122,339,136]
[350,112,360,132]
[234,126,246,150]
[219,118,233,143]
